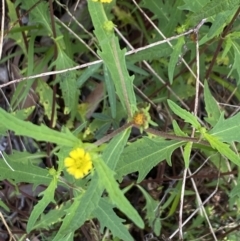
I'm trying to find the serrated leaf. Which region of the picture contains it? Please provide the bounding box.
[33,201,71,231]
[207,9,235,38]
[53,176,103,241]
[204,132,240,167]
[167,100,201,129]
[94,157,144,229]
[88,1,136,116]
[93,198,134,241]
[27,177,57,233]
[0,158,64,186]
[0,108,80,147]
[190,0,240,24]
[204,81,221,126]
[21,0,62,39]
[209,112,240,143]
[136,185,161,236]
[168,36,185,84]
[36,79,58,127]
[52,46,79,116]
[116,137,185,183]
[53,130,130,239]
[22,1,51,27]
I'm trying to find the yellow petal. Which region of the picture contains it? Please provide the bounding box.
[67,167,77,175]
[85,152,91,161]
[76,148,85,158]
[64,157,75,167]
[74,169,85,179]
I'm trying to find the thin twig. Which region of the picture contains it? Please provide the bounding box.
[0,212,17,241]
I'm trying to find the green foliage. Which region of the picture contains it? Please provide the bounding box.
[0,108,80,146]
[168,36,185,84]
[88,0,136,117]
[93,198,134,241]
[27,177,57,233]
[116,137,185,182]
[2,0,240,240]
[204,81,221,126]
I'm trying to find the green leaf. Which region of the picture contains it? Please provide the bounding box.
[203,81,221,126]
[88,1,136,116]
[207,9,235,38]
[36,79,59,127]
[12,106,35,120]
[76,63,102,88]
[167,100,201,129]
[21,0,62,39]
[93,198,134,241]
[53,130,130,239]
[136,185,161,236]
[0,157,64,187]
[183,142,193,168]
[172,120,188,137]
[116,137,185,183]
[52,45,79,116]
[209,112,240,143]
[127,43,172,63]
[27,177,57,233]
[140,0,165,17]
[104,64,117,119]
[228,40,240,85]
[0,108,80,147]
[168,36,185,84]
[102,128,131,169]
[53,176,103,241]
[203,132,240,167]
[94,158,144,229]
[190,0,240,24]
[33,202,71,231]
[6,0,27,54]
[178,0,209,13]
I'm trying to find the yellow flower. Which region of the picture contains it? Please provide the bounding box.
[133,112,145,126]
[64,148,93,179]
[92,0,112,3]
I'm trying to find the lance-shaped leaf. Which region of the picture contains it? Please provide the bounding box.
[88,1,136,117]
[204,132,240,167]
[0,108,80,147]
[116,137,185,183]
[168,100,201,129]
[27,177,57,233]
[93,198,134,241]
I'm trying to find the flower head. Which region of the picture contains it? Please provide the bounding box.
[132,104,158,131]
[133,112,146,126]
[64,148,93,179]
